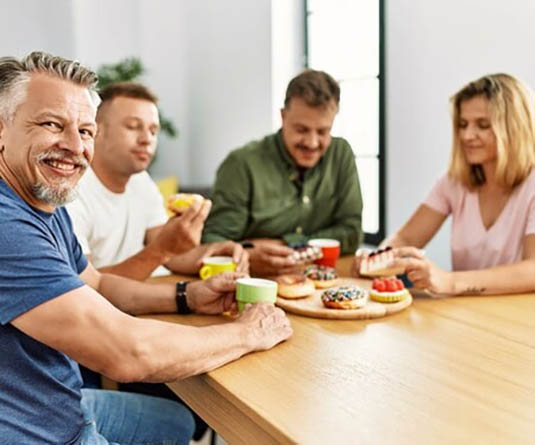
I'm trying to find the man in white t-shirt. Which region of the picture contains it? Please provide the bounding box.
[67,82,247,280]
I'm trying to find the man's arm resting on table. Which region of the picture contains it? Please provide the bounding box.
[83,261,177,315]
[11,265,291,383]
[10,286,253,382]
[81,261,221,316]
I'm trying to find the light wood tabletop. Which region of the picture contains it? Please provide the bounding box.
[146,256,535,444]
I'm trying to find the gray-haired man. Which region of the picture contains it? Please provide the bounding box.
[0,51,291,444]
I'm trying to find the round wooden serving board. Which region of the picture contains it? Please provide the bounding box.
[276,277,412,320]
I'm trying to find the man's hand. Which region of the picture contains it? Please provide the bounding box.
[249,241,298,276]
[153,200,212,259]
[391,247,454,295]
[237,302,293,351]
[201,241,249,273]
[186,271,246,314]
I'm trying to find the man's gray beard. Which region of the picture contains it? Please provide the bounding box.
[32,181,79,207]
[33,150,88,207]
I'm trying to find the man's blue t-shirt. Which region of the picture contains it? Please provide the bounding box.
[0,180,88,444]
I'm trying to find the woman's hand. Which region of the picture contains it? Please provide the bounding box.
[392,247,455,295]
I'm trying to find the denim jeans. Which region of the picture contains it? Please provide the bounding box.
[78,389,195,445]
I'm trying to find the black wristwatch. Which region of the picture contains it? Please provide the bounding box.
[175,281,192,314]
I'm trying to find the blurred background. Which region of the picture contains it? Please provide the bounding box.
[3,0,535,270]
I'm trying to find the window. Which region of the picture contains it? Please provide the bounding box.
[305,0,384,245]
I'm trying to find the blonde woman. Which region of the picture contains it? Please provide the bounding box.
[353,74,535,296]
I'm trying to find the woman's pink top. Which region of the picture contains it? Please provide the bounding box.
[423,170,535,271]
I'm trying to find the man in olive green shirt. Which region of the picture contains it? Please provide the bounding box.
[202,70,363,275]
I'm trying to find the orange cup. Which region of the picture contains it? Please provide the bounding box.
[308,239,340,268]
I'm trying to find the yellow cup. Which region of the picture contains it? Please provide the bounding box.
[199,256,236,280]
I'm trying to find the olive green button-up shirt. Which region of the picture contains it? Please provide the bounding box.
[202,130,363,254]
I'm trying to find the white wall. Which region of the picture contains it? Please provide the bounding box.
[0,0,75,58]
[386,0,535,268]
[137,0,190,186]
[181,0,274,187]
[71,0,191,185]
[271,0,305,129]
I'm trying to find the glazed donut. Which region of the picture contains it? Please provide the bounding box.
[304,265,338,289]
[276,274,315,299]
[167,193,204,214]
[321,286,367,310]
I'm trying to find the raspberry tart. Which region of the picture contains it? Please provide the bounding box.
[369,277,410,303]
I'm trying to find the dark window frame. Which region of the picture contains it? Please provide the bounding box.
[304,0,386,246]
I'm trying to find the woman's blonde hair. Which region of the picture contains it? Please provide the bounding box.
[448,73,535,189]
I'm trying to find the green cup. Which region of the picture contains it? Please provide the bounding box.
[236,278,278,312]
[199,256,236,280]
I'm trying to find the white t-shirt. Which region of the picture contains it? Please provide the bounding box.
[66,168,168,270]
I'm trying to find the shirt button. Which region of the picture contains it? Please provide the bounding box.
[296,226,303,234]
[302,195,310,205]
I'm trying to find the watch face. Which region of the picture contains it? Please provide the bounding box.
[177,281,188,292]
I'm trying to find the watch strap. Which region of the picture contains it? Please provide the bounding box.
[176,281,192,314]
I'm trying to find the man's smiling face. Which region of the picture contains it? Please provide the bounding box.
[0,73,97,210]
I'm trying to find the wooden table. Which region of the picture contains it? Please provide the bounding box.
[147,257,535,444]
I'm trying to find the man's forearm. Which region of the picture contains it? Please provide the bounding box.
[97,273,176,315]
[18,284,255,384]
[129,320,252,382]
[98,245,171,281]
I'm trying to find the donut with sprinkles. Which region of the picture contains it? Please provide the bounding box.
[304,265,338,289]
[321,286,367,309]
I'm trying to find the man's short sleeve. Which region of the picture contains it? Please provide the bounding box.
[0,215,87,325]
